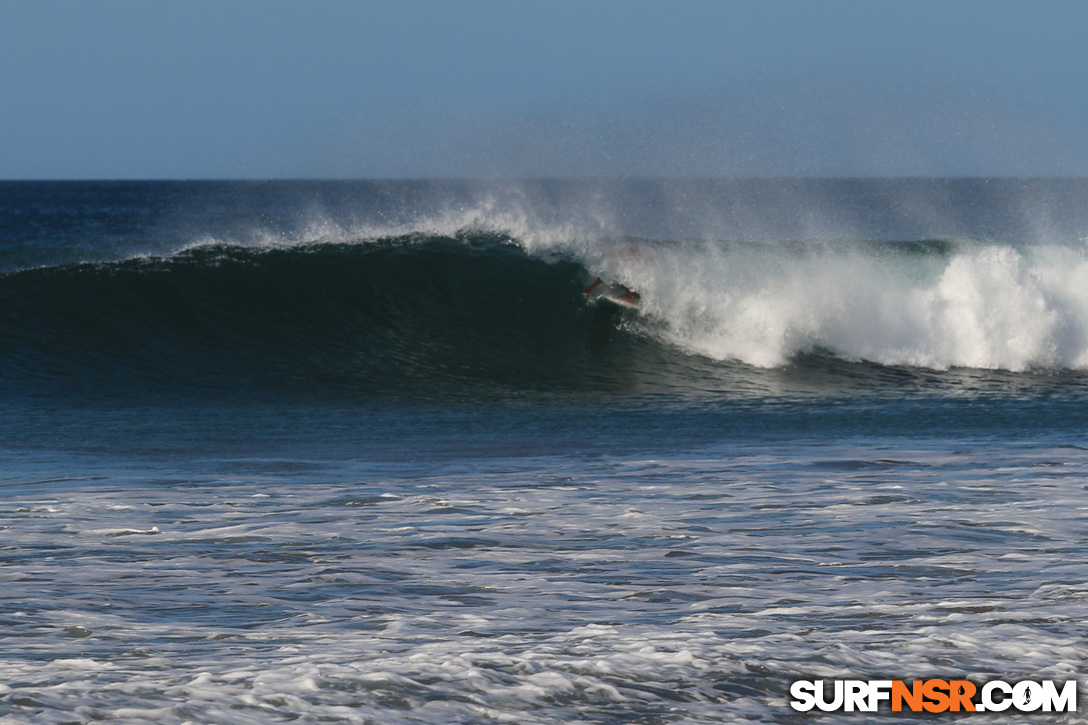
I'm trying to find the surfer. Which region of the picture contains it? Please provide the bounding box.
[583,244,644,307]
[583,277,641,306]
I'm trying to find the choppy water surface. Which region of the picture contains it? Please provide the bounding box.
[2,440,1086,724]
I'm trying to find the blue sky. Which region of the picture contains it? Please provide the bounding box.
[3,0,1088,178]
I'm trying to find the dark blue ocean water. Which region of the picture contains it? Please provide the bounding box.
[1,180,1087,723]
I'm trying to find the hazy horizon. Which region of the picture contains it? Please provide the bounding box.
[4,1,1088,179]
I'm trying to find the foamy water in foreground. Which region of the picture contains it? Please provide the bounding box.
[2,439,1085,724]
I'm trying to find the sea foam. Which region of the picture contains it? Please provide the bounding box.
[596,239,1088,370]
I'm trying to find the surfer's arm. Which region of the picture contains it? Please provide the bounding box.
[583,277,604,296]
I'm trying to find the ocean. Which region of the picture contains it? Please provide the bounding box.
[1,179,1086,723]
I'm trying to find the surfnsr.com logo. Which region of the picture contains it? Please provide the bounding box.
[789,679,1077,713]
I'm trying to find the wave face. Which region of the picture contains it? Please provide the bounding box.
[0,236,663,398]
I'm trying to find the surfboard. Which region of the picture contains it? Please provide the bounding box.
[584,277,640,309]
[597,291,640,309]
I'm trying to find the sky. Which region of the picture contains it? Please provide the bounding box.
[3,0,1088,179]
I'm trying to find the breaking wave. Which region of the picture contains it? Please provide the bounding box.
[2,231,1088,401]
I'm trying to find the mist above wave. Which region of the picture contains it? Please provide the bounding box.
[8,179,1088,379]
